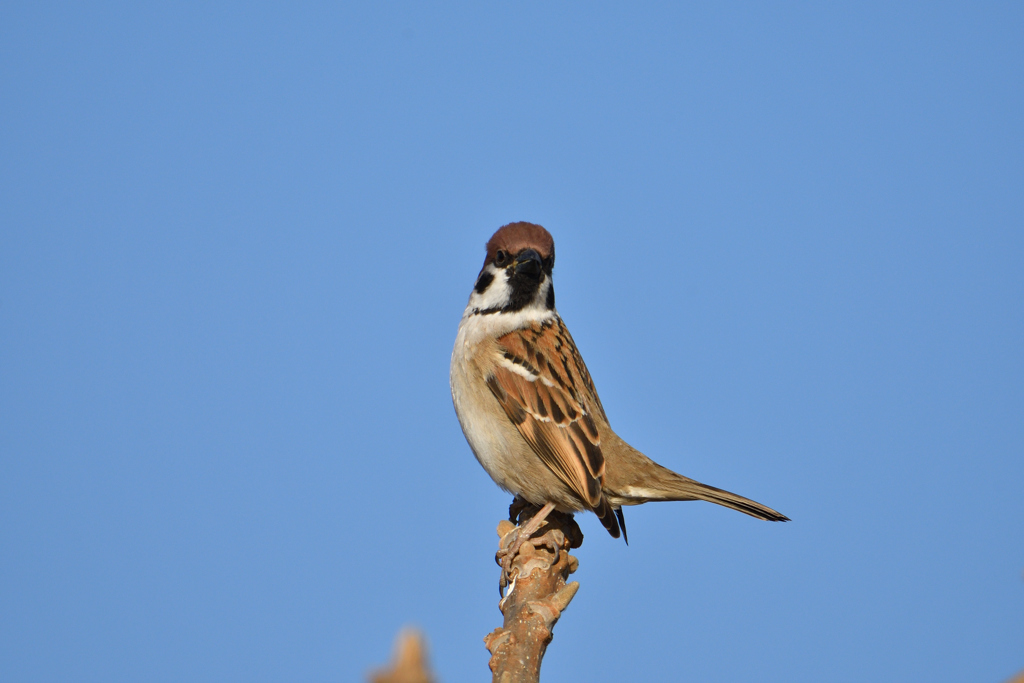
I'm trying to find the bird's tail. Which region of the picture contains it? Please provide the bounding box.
[603,435,789,522]
[642,472,790,521]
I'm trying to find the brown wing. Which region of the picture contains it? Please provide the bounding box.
[485,317,607,508]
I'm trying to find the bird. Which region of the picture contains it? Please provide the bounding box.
[450,222,787,577]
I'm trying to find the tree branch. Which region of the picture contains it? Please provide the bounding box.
[484,503,583,683]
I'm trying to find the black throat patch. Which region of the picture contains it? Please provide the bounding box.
[504,270,544,312]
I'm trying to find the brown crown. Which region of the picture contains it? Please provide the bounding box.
[484,222,555,264]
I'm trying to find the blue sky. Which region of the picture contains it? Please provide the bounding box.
[2,3,1022,681]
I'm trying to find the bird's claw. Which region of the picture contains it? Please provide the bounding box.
[529,529,561,564]
[495,501,559,596]
[496,525,568,596]
[496,526,519,596]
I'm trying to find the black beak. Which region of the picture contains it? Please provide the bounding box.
[514,249,543,278]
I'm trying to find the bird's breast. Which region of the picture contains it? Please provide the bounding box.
[450,335,521,490]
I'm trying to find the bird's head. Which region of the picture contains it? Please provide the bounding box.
[468,222,556,314]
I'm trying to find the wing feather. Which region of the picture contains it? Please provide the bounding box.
[486,318,607,508]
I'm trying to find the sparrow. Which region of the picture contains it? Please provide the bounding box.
[450,222,787,575]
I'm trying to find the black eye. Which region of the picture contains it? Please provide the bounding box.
[494,250,509,267]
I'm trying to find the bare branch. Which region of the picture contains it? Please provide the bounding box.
[485,504,583,683]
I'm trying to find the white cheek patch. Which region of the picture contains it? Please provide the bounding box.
[457,265,558,347]
[538,279,552,308]
[467,266,511,311]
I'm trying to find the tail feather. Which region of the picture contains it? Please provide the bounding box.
[604,445,789,522]
[671,478,790,522]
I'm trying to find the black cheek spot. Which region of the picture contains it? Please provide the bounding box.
[545,284,555,309]
[474,271,495,294]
